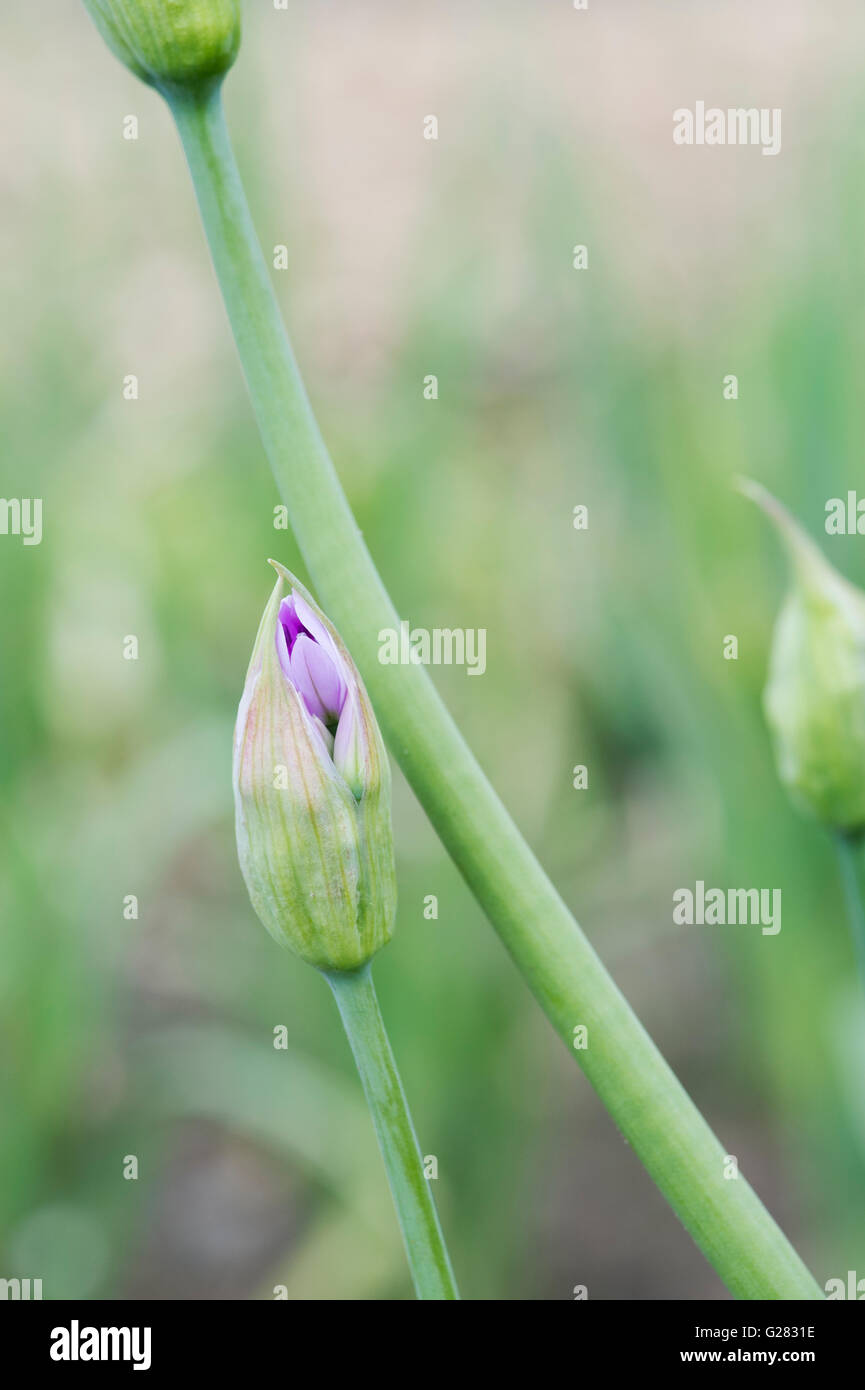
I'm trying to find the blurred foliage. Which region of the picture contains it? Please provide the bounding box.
[1,1,864,1298]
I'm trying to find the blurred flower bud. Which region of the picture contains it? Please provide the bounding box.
[82,0,241,90]
[233,561,397,972]
[742,479,865,835]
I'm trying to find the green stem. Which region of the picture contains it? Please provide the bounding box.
[326,965,458,1300]
[166,80,822,1299]
[835,833,865,1001]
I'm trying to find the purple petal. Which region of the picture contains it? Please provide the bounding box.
[293,592,339,661]
[289,633,347,723]
[278,596,307,656]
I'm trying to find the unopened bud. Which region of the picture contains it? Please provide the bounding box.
[233,562,397,972]
[742,479,865,835]
[82,0,241,91]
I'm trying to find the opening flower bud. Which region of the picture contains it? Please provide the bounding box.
[233,561,397,972]
[82,0,241,91]
[742,479,865,835]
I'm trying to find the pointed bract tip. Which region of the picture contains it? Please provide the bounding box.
[737,477,829,581]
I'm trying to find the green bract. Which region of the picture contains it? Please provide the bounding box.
[233,563,397,972]
[743,480,865,835]
[82,0,241,90]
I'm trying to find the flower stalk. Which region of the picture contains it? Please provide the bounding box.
[166,83,820,1301]
[327,965,459,1300]
[835,835,865,1004]
[81,6,823,1298]
[232,562,457,1295]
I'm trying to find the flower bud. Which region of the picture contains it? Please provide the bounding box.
[742,479,865,834]
[82,0,241,91]
[233,561,397,972]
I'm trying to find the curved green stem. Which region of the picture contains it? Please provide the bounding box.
[164,79,821,1299]
[835,833,865,1001]
[326,965,458,1300]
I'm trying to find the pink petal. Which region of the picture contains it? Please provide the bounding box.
[289,633,346,723]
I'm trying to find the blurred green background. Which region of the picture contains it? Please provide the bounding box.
[2,0,865,1299]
